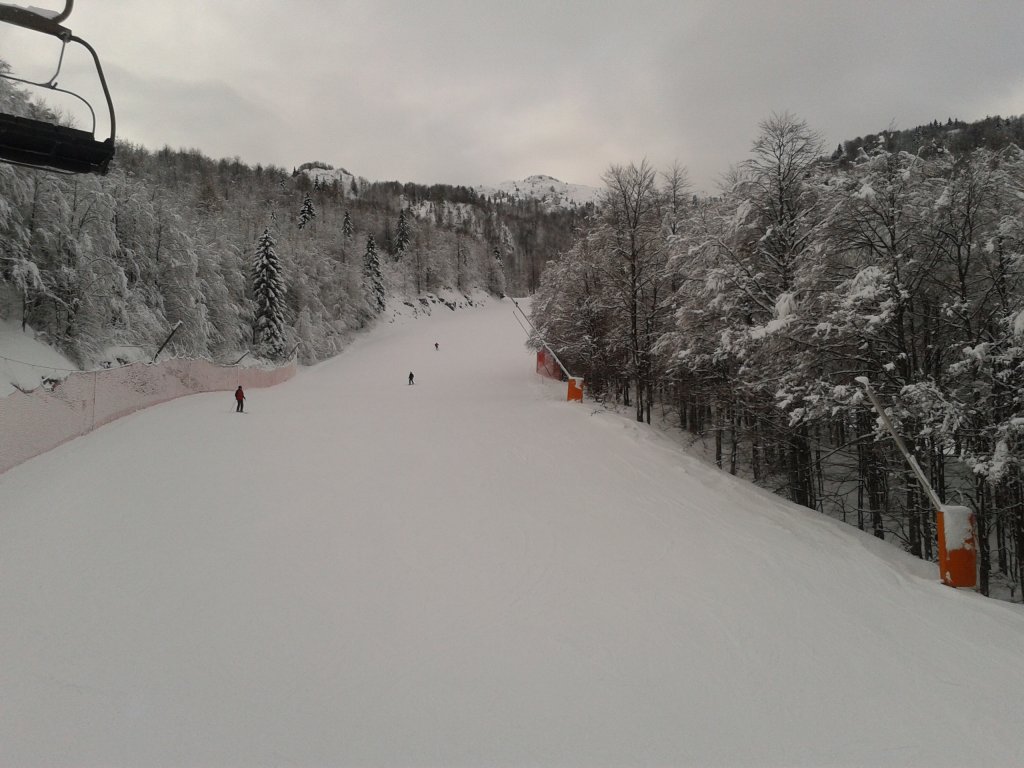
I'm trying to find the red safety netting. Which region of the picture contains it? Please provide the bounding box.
[0,358,296,475]
[536,349,562,380]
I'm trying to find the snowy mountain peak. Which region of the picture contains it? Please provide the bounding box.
[296,163,359,193]
[475,175,601,211]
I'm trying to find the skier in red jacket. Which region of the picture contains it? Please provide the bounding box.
[235,385,245,412]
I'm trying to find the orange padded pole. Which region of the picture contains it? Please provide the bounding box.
[937,505,977,588]
[566,377,583,402]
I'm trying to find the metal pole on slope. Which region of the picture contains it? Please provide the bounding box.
[855,376,943,512]
[152,320,183,363]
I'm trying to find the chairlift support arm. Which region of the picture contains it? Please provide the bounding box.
[0,0,116,174]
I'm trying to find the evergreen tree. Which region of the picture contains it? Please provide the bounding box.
[342,210,353,239]
[487,246,507,297]
[252,227,287,357]
[297,193,316,229]
[362,234,385,312]
[395,209,410,258]
[294,306,316,363]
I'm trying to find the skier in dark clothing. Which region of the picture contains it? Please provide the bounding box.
[408,372,415,385]
[235,385,245,412]
[434,342,439,351]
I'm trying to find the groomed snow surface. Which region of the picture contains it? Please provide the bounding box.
[2,299,1024,767]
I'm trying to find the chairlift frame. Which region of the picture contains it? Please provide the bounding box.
[0,0,116,174]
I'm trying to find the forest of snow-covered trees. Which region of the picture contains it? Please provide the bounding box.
[0,69,585,368]
[529,112,1024,600]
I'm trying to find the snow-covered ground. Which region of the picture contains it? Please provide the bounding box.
[0,317,79,397]
[2,299,1023,767]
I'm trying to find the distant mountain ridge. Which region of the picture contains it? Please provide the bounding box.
[295,164,601,211]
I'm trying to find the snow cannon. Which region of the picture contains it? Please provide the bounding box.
[515,299,583,404]
[536,349,583,402]
[937,505,977,588]
[857,377,978,589]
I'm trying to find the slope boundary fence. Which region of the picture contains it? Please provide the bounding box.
[0,357,297,475]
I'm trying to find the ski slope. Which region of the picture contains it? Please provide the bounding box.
[2,299,1023,767]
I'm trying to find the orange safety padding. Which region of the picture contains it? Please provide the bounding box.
[566,377,584,402]
[937,506,977,588]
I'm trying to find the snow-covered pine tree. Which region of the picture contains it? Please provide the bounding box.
[395,209,410,258]
[252,227,287,357]
[342,210,353,239]
[294,306,316,363]
[297,193,317,229]
[455,233,466,291]
[487,246,507,297]
[362,233,385,312]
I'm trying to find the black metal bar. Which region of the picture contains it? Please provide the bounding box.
[53,0,73,24]
[70,33,115,144]
[0,3,71,36]
[152,321,183,363]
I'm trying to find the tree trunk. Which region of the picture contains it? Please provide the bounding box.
[1016,486,1024,601]
[729,405,739,476]
[907,479,922,558]
[715,403,723,469]
[787,424,815,510]
[750,412,761,482]
[815,430,824,513]
[977,475,990,597]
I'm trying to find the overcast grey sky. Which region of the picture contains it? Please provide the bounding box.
[3,0,1023,192]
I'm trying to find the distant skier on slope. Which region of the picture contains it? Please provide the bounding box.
[408,372,415,385]
[235,385,245,412]
[434,342,439,351]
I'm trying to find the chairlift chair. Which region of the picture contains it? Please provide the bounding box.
[0,0,115,174]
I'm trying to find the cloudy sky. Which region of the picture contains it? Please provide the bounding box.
[3,0,1023,192]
